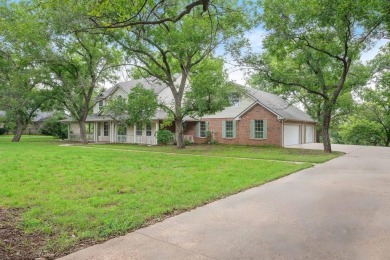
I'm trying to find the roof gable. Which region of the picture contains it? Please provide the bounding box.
[99,77,170,100]
[242,87,315,122]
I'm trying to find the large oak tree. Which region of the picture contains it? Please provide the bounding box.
[240,0,389,152]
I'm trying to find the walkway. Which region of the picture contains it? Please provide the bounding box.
[61,144,390,259]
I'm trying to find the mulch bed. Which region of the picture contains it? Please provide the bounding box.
[0,207,50,260]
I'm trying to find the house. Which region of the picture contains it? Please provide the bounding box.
[24,111,55,135]
[63,76,316,147]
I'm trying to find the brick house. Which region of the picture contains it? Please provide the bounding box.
[63,76,315,147]
[185,87,316,146]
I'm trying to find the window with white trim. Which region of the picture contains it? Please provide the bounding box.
[103,122,109,136]
[225,121,234,138]
[99,100,104,111]
[136,123,143,136]
[230,94,240,107]
[254,120,264,139]
[146,122,152,136]
[199,121,207,138]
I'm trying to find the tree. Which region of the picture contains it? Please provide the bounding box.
[0,1,51,142]
[47,32,123,143]
[239,0,389,152]
[359,44,390,146]
[111,1,251,148]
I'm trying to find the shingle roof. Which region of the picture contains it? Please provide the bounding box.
[244,87,315,122]
[100,77,168,99]
[33,111,55,122]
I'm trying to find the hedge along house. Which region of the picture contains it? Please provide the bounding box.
[63,76,316,147]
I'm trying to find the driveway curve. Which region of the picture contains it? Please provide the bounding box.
[62,144,390,260]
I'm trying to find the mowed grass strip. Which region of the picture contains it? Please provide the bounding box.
[91,142,342,163]
[1,136,317,256]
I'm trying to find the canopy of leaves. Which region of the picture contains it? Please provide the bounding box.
[126,85,159,126]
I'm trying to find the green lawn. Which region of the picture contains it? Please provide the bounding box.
[0,136,340,257]
[91,142,342,163]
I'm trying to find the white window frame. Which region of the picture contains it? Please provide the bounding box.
[254,120,264,139]
[230,94,240,107]
[136,123,143,136]
[103,122,109,136]
[146,122,152,136]
[225,121,234,138]
[99,100,104,111]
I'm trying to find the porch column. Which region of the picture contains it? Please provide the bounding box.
[94,122,98,143]
[68,123,70,140]
[155,121,159,145]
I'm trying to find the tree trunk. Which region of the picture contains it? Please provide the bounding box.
[175,118,185,149]
[322,109,332,153]
[12,114,24,142]
[79,120,88,144]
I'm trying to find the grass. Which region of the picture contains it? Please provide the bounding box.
[0,135,341,257]
[90,142,342,163]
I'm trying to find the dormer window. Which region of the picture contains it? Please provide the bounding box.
[99,100,104,111]
[230,94,240,107]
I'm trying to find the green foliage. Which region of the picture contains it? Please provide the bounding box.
[339,118,384,146]
[240,0,389,152]
[156,129,174,145]
[111,0,254,148]
[0,128,6,135]
[40,115,68,139]
[0,1,52,141]
[126,86,159,126]
[184,58,236,117]
[103,95,128,125]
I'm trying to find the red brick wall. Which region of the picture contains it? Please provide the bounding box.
[185,104,283,146]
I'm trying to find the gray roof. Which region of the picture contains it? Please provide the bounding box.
[0,110,55,122]
[244,88,315,122]
[33,111,55,122]
[99,77,168,99]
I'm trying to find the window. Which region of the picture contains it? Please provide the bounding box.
[250,120,267,139]
[99,100,104,111]
[230,94,240,107]
[254,120,264,139]
[146,122,152,136]
[86,123,94,134]
[103,122,109,136]
[199,121,206,138]
[225,121,234,138]
[136,122,143,136]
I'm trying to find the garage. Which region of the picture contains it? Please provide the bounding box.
[305,125,314,143]
[283,124,300,146]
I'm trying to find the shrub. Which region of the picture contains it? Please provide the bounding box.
[0,128,7,135]
[40,116,68,139]
[156,129,174,145]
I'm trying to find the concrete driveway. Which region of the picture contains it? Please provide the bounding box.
[62,144,390,260]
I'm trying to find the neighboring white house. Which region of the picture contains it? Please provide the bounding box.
[63,76,316,147]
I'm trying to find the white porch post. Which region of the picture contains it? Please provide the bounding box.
[155,121,159,145]
[110,122,113,143]
[93,122,98,143]
[133,125,136,143]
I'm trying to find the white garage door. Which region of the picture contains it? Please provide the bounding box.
[284,125,300,146]
[305,125,314,143]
